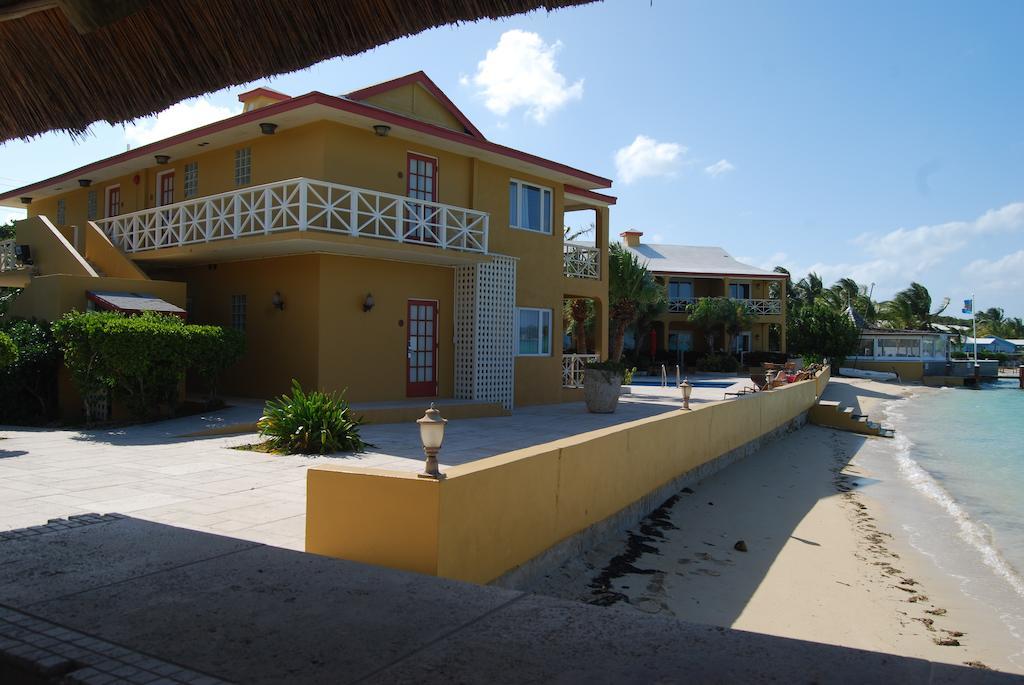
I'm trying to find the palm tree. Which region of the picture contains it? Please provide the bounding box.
[879,282,947,330]
[794,272,824,307]
[564,298,594,354]
[824,278,878,325]
[608,243,664,361]
[977,307,1006,336]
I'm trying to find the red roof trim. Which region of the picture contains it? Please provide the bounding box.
[565,184,617,205]
[0,92,611,202]
[652,270,789,280]
[237,87,290,103]
[345,71,486,141]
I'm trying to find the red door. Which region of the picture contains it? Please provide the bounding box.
[405,152,438,243]
[158,171,175,206]
[106,186,121,216]
[407,299,438,398]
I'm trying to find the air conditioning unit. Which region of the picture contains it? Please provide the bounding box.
[14,244,32,265]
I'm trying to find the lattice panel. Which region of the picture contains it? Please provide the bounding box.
[453,256,516,410]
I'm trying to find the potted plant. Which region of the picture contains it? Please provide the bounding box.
[583,360,625,413]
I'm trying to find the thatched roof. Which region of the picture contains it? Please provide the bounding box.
[0,0,597,142]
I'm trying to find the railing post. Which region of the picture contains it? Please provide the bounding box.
[298,179,308,231]
[232,193,241,238]
[397,199,405,243]
[349,188,359,237]
[263,187,272,235]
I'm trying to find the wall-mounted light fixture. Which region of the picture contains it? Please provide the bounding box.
[78,179,92,188]
[373,124,391,137]
[259,122,278,135]
[363,293,375,312]
[19,197,31,205]
[272,291,285,311]
[155,154,170,165]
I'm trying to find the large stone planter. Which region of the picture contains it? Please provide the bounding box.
[583,368,623,414]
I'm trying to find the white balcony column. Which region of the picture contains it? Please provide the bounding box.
[298,178,308,231]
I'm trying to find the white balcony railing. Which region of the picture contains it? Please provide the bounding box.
[0,240,17,271]
[667,297,781,316]
[668,297,695,313]
[738,298,783,315]
[563,242,600,279]
[97,177,488,255]
[562,353,599,388]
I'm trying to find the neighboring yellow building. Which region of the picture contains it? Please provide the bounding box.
[0,72,615,410]
[619,231,787,362]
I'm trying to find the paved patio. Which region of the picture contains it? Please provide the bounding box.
[0,379,743,551]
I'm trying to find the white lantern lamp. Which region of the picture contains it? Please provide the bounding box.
[679,378,693,410]
[416,403,448,479]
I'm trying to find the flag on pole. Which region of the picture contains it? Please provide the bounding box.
[962,298,973,314]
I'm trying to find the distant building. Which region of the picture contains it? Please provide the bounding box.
[960,336,1017,355]
[843,307,950,381]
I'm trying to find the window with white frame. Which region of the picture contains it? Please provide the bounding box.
[234,148,251,186]
[509,179,552,233]
[516,307,552,356]
[56,199,66,225]
[231,294,247,332]
[668,280,693,300]
[184,162,199,198]
[87,191,97,220]
[728,282,751,299]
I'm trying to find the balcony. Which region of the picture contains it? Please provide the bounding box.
[0,239,17,271]
[563,242,600,279]
[562,353,598,388]
[667,297,782,316]
[97,178,489,256]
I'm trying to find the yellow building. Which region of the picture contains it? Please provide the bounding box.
[620,231,787,362]
[0,72,614,410]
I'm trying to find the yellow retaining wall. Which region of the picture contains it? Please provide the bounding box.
[307,366,830,584]
[847,360,925,381]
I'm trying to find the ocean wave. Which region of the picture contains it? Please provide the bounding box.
[884,397,1024,601]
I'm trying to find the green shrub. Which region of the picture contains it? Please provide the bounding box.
[186,325,246,406]
[0,319,59,423]
[696,352,740,372]
[258,379,365,454]
[53,311,245,422]
[0,331,16,368]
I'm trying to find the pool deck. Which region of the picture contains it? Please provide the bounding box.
[0,377,748,551]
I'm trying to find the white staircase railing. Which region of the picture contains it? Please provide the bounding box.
[667,297,781,315]
[96,177,489,255]
[562,353,599,388]
[563,242,600,279]
[0,240,17,272]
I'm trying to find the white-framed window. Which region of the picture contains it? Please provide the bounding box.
[728,282,751,299]
[234,148,252,186]
[87,190,97,220]
[56,199,66,225]
[509,179,552,234]
[231,294,247,332]
[516,307,552,356]
[105,185,122,217]
[184,162,199,199]
[668,280,693,300]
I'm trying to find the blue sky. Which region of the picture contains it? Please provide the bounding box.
[1,0,1022,316]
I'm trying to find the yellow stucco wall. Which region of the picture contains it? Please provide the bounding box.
[155,255,321,398]
[316,254,456,403]
[82,223,148,280]
[306,367,830,584]
[359,83,466,134]
[9,274,185,322]
[12,216,94,277]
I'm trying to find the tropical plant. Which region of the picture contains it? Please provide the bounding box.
[258,379,366,454]
[564,298,595,354]
[687,297,751,351]
[186,324,247,407]
[878,282,948,330]
[793,272,825,308]
[0,330,16,368]
[786,301,860,364]
[695,352,740,373]
[608,243,664,361]
[0,319,59,423]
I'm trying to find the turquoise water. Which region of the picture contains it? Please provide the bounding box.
[866,379,1024,667]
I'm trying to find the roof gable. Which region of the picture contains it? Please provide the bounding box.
[345,72,485,140]
[624,243,784,279]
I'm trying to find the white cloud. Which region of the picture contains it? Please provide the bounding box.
[614,135,685,184]
[741,202,1024,314]
[0,207,26,225]
[466,30,583,124]
[123,99,237,147]
[704,159,735,178]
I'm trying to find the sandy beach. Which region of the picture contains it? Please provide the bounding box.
[532,377,1024,675]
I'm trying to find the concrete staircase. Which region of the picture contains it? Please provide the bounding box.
[809,400,895,438]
